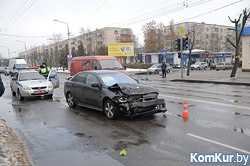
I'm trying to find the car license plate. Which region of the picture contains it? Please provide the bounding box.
[34,90,46,94]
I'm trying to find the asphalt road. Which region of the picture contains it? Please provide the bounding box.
[0,71,250,166]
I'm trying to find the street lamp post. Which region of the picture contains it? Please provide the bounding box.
[1,46,10,59]
[16,40,27,62]
[53,19,72,71]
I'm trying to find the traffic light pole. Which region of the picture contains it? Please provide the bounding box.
[180,38,183,79]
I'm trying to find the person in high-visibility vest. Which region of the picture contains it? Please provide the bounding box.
[39,63,50,78]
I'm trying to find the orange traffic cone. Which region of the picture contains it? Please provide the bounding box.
[183,101,189,119]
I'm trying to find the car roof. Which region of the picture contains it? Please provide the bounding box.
[72,56,116,61]
[79,70,122,75]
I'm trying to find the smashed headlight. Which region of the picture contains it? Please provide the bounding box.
[118,96,128,103]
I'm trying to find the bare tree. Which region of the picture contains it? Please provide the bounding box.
[79,27,85,35]
[142,21,165,53]
[227,8,250,78]
[165,19,177,52]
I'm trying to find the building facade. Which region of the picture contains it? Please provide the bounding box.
[164,22,235,54]
[19,27,134,66]
[242,27,250,72]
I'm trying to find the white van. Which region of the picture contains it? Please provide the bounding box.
[9,58,29,76]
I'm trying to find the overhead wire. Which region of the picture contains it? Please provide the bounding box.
[6,0,37,31]
[84,0,108,25]
[0,0,29,31]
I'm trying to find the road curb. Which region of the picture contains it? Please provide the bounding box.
[170,79,250,86]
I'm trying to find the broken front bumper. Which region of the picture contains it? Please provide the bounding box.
[123,99,167,117]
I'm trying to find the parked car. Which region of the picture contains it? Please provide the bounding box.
[4,67,10,76]
[10,69,59,100]
[190,62,208,70]
[64,70,167,119]
[216,62,234,71]
[70,56,127,76]
[0,67,5,73]
[210,63,217,70]
[147,64,171,74]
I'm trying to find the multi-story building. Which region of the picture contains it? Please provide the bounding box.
[19,27,134,66]
[65,27,133,55]
[164,22,235,53]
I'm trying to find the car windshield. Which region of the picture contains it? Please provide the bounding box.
[99,72,137,87]
[19,72,45,81]
[150,64,158,68]
[194,62,201,65]
[16,64,29,68]
[99,59,124,70]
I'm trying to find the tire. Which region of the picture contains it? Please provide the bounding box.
[66,92,77,108]
[167,69,170,73]
[47,94,53,99]
[154,70,158,74]
[204,67,207,70]
[216,69,219,71]
[18,89,24,101]
[104,99,120,119]
[197,67,200,70]
[224,67,227,70]
[11,88,16,96]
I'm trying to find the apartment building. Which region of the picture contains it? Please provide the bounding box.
[19,27,134,66]
[70,27,133,55]
[164,22,235,53]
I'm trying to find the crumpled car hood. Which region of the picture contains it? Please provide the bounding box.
[108,83,158,95]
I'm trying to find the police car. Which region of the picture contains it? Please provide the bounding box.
[10,67,59,100]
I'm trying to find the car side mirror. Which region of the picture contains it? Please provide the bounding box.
[12,76,17,81]
[92,83,102,89]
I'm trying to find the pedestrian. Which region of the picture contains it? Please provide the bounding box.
[0,75,5,97]
[39,63,50,78]
[161,61,167,78]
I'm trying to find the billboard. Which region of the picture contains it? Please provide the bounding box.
[108,43,134,56]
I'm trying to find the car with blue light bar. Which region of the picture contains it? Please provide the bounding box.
[10,68,59,100]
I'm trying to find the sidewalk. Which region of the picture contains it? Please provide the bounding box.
[128,68,250,86]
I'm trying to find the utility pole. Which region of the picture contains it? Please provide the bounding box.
[16,40,27,62]
[54,19,72,72]
[180,38,183,79]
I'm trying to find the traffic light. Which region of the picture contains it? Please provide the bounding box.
[175,38,181,51]
[183,37,189,50]
[178,52,181,58]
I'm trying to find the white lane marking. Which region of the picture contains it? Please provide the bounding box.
[160,94,250,111]
[187,133,250,155]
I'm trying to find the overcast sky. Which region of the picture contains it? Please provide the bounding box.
[0,0,249,58]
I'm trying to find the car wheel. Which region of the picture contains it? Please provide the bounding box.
[216,69,219,71]
[66,92,76,108]
[224,67,227,70]
[47,94,53,99]
[11,88,16,96]
[167,69,170,73]
[104,99,120,119]
[18,89,24,101]
[197,67,200,70]
[204,67,207,70]
[154,70,158,74]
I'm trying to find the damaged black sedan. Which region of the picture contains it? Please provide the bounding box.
[64,70,167,119]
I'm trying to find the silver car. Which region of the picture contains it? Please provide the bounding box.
[10,69,59,100]
[147,64,171,74]
[190,62,208,70]
[216,62,234,71]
